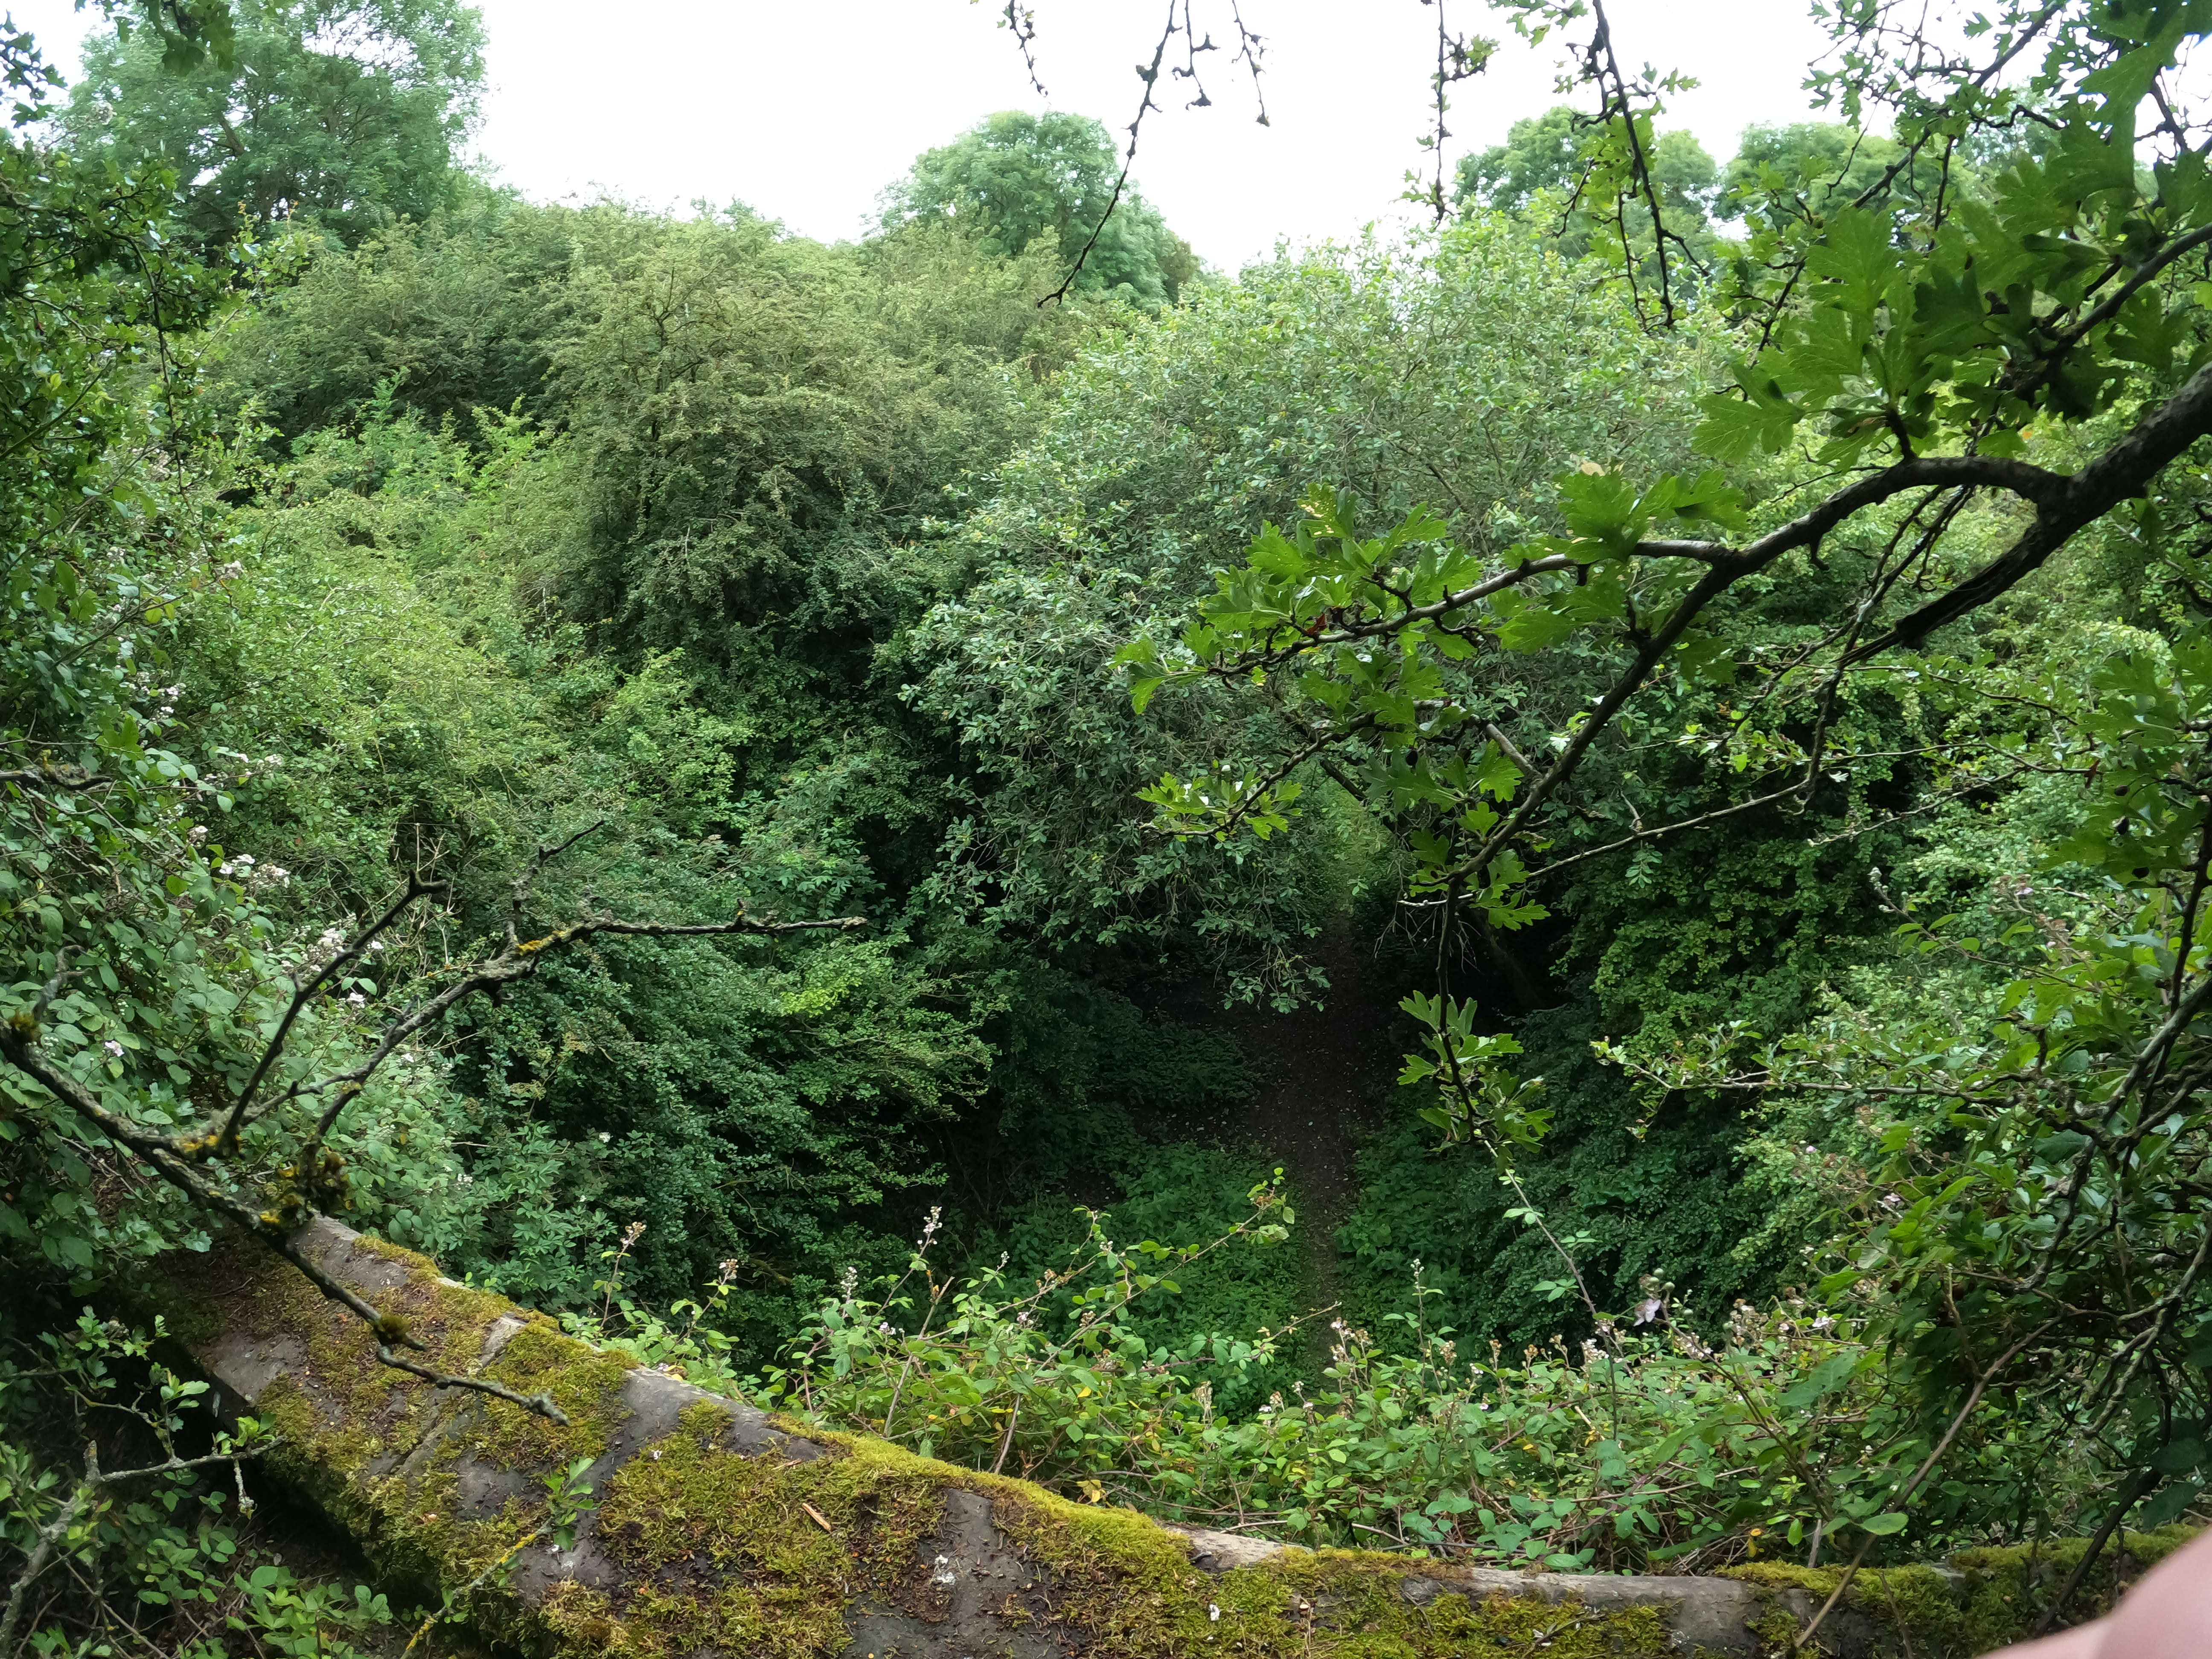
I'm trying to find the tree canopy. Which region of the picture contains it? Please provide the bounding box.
[52,0,484,250]
[880,109,1198,306]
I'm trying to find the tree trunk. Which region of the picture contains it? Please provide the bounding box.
[155,1217,2072,1657]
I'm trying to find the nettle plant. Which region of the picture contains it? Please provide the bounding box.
[1118,0,2212,1609]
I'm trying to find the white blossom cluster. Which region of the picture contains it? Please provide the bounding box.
[214,851,290,891]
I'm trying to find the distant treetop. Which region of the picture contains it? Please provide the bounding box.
[52,0,485,252]
[880,109,1199,307]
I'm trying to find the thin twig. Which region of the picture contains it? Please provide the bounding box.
[1041,2,1176,306]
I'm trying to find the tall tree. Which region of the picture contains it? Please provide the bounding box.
[880,110,1198,306]
[1721,119,1948,223]
[1455,105,1584,213]
[52,0,484,251]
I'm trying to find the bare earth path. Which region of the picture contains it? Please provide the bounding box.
[1167,927,1404,1339]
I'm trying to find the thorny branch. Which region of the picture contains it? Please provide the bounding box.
[1418,0,1489,222]
[1021,1,1270,305]
[1441,371,2212,898]
[999,1,1044,96]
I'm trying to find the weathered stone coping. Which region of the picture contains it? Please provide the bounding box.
[157,1217,2179,1658]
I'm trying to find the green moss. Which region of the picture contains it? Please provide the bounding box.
[995,1495,1673,1658]
[1949,1526,2200,1652]
[467,1323,633,1470]
[558,1404,1682,1659]
[573,1403,951,1659]
[169,1226,652,1654]
[1720,1530,2206,1657]
[995,1487,1258,1656]
[1724,1561,1968,1655]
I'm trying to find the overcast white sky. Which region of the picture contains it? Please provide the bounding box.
[7,1,1837,270]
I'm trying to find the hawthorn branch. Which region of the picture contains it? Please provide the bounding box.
[1587,0,1675,327]
[217,876,440,1153]
[2012,222,2212,402]
[1518,777,1810,883]
[1227,0,1267,125]
[1220,553,1579,665]
[1439,386,2198,891]
[1447,559,1735,888]
[1851,356,2212,659]
[1000,1,1045,96]
[0,1026,573,1426]
[0,1442,267,1657]
[1041,1,1175,307]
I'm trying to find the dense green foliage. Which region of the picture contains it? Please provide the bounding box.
[880,110,1198,306]
[906,216,1703,1004]
[7,0,2212,1647]
[53,0,485,253]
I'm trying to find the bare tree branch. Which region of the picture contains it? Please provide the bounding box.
[217,876,440,1153]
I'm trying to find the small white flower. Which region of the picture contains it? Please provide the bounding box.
[188,825,207,843]
[369,939,386,953]
[345,991,367,1008]
[1209,1604,1220,1622]
[597,1131,611,1144]
[102,1040,123,1058]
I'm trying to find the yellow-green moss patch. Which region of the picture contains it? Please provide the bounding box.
[581,1403,952,1659]
[1948,1525,2201,1652]
[1723,1561,1966,1655]
[995,1491,1672,1658]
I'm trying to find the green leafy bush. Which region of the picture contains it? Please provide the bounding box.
[0,1313,393,1658]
